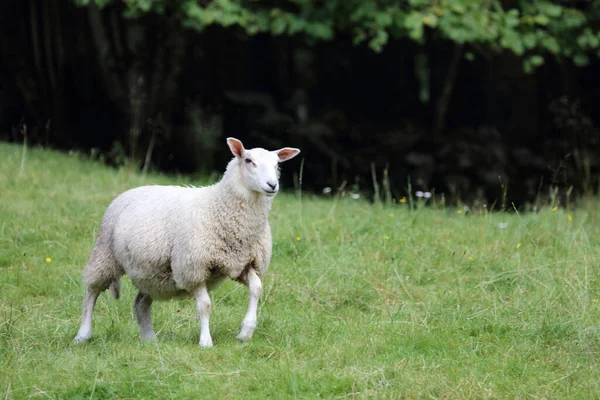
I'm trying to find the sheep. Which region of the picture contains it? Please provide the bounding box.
[73,137,300,347]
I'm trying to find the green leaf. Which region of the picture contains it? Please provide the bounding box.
[577,30,600,49]
[504,9,520,29]
[529,55,544,67]
[573,54,589,66]
[71,0,600,66]
[533,14,550,26]
[369,30,389,53]
[423,14,438,28]
[500,31,524,55]
[246,24,260,35]
[450,4,466,14]
[541,36,560,54]
[353,28,367,46]
[307,22,333,40]
[271,18,286,35]
[405,11,424,41]
[288,17,306,35]
[507,9,520,18]
[542,4,562,18]
[562,10,585,28]
[523,55,544,74]
[375,12,393,27]
[522,33,537,50]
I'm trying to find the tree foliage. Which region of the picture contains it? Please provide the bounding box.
[72,0,600,72]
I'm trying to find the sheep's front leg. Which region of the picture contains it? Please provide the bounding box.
[237,269,262,342]
[194,283,213,348]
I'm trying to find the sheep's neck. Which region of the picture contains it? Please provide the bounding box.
[214,176,273,235]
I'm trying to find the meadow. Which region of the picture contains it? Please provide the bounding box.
[1,142,599,399]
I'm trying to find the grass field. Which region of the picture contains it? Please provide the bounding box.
[1,142,600,399]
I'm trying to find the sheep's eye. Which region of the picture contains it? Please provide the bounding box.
[245,158,254,165]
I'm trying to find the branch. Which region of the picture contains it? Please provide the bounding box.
[433,43,463,136]
[109,7,124,57]
[42,0,57,91]
[54,0,66,84]
[28,0,44,85]
[87,3,125,105]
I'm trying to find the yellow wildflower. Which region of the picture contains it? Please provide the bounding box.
[552,206,558,211]
[568,215,573,222]
[457,209,463,214]
[399,197,406,203]
[296,236,301,241]
[468,256,473,261]
[388,213,393,217]
[45,257,52,263]
[516,243,521,249]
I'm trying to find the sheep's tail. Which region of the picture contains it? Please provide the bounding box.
[109,279,121,300]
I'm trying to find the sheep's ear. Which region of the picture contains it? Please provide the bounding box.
[227,137,245,158]
[275,147,301,162]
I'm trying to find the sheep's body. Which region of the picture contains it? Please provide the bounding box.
[87,173,272,299]
[73,138,299,347]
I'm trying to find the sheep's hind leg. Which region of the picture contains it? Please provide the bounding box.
[73,287,101,344]
[194,283,213,348]
[237,269,262,342]
[134,293,156,341]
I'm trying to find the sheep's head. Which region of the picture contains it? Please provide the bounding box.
[227,137,300,197]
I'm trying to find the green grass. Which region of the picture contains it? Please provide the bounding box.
[1,142,600,399]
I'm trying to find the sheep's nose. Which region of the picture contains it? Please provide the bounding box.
[267,181,278,190]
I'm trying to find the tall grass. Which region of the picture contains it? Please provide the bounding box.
[1,142,599,399]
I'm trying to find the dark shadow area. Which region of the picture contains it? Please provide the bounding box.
[1,0,599,207]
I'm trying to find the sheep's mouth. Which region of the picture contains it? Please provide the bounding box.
[262,189,277,196]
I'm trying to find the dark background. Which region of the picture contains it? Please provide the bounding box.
[1,0,599,207]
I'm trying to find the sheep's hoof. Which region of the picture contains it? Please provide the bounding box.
[199,337,213,348]
[236,332,253,342]
[72,335,91,344]
[237,323,255,342]
[140,333,157,342]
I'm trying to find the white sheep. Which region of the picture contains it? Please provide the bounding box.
[73,137,300,347]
